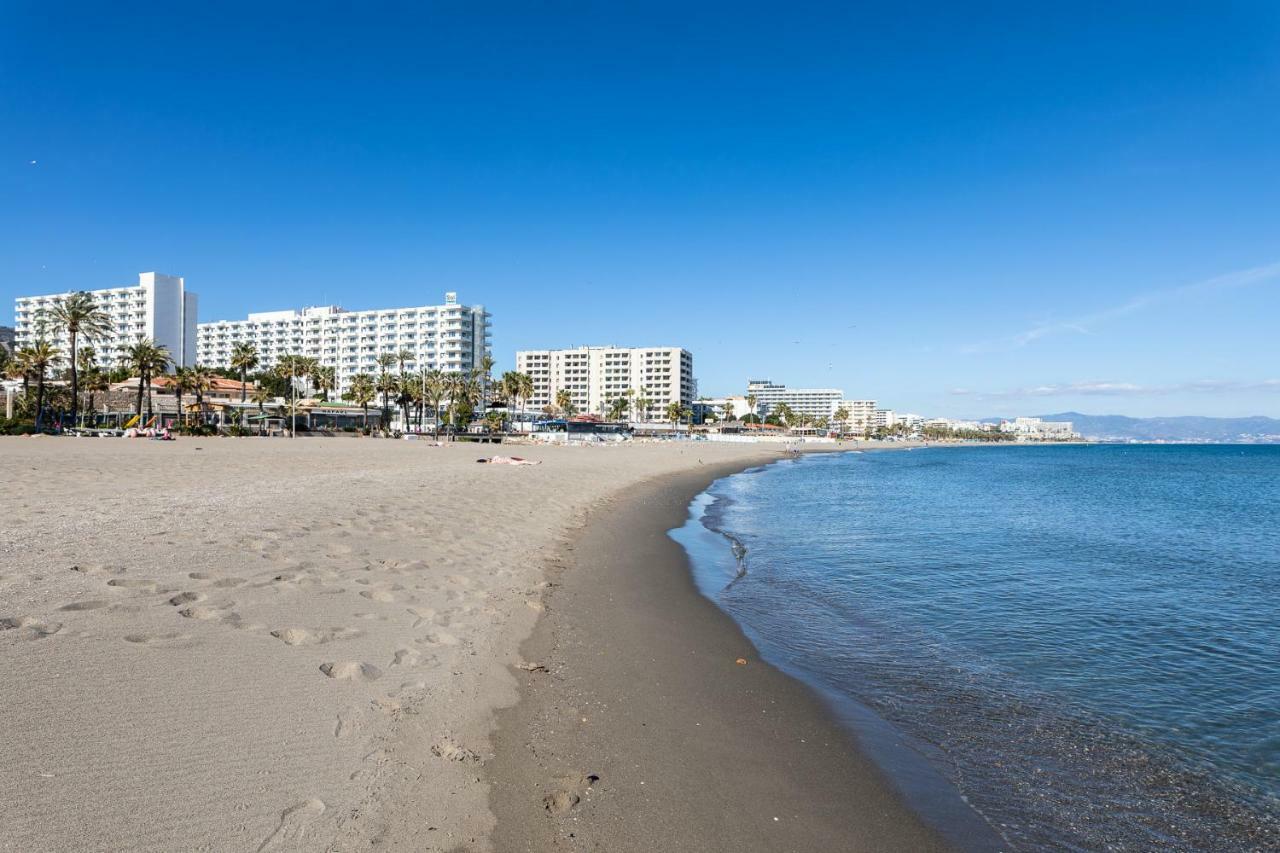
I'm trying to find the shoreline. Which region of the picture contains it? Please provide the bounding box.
[487,449,955,852]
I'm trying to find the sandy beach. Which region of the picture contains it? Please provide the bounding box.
[1,437,939,852]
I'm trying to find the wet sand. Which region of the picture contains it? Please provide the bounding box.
[488,455,952,852]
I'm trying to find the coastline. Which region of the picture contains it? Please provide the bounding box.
[487,450,955,852]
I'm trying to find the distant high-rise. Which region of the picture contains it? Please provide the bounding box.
[197,292,490,394]
[13,272,198,369]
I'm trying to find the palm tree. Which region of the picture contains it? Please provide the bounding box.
[555,388,575,419]
[447,371,481,432]
[9,347,36,396]
[121,339,171,424]
[82,366,109,425]
[375,371,398,430]
[396,373,417,433]
[348,373,375,430]
[476,354,495,414]
[833,405,850,436]
[27,340,60,431]
[172,366,193,426]
[76,346,99,423]
[516,371,533,432]
[633,395,651,423]
[229,342,259,404]
[311,364,336,401]
[424,370,447,438]
[721,400,736,422]
[48,292,112,428]
[665,401,682,428]
[607,396,629,421]
[188,366,216,426]
[745,393,758,420]
[275,354,314,436]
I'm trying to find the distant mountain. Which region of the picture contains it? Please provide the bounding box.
[1000,412,1280,443]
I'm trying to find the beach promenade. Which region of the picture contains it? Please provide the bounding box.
[0,438,938,851]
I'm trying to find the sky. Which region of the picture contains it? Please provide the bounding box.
[2,2,1279,418]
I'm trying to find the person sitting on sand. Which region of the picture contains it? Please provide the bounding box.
[476,455,540,466]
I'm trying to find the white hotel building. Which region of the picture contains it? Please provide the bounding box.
[747,380,845,420]
[13,272,198,369]
[197,292,490,394]
[515,346,694,421]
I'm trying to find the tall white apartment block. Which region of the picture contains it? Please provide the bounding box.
[515,346,694,421]
[13,273,197,370]
[197,292,490,394]
[836,399,878,431]
[747,379,845,420]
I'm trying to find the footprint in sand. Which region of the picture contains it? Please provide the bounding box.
[420,630,459,646]
[358,589,401,603]
[543,772,601,816]
[255,798,326,852]
[59,599,110,611]
[124,631,191,646]
[107,578,158,591]
[168,592,205,606]
[270,627,363,646]
[391,648,420,667]
[430,737,480,763]
[0,616,63,639]
[319,661,383,682]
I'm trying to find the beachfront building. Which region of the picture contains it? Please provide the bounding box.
[197,292,491,395]
[834,398,877,432]
[515,346,694,422]
[747,379,845,420]
[13,272,198,369]
[693,395,759,422]
[999,417,1079,441]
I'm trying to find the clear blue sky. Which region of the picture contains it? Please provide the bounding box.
[3,2,1278,417]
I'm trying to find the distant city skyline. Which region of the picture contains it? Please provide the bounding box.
[3,4,1279,417]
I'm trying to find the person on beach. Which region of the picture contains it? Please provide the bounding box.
[476,456,540,465]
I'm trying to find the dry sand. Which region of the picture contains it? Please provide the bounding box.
[0,437,807,852]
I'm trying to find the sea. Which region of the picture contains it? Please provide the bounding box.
[671,445,1279,851]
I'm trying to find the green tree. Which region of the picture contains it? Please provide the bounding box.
[121,339,171,423]
[27,340,61,431]
[555,388,575,419]
[229,342,259,405]
[348,373,376,430]
[311,364,336,401]
[607,396,629,421]
[275,354,313,436]
[423,370,447,438]
[375,371,398,429]
[48,292,112,428]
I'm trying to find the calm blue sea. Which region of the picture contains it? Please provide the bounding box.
[672,445,1280,851]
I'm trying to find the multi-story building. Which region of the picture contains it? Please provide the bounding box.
[197,292,490,394]
[746,380,845,420]
[13,272,198,369]
[515,346,694,421]
[835,399,877,431]
[998,417,1079,441]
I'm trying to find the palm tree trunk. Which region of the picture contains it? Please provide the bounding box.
[136,375,145,419]
[35,372,46,431]
[69,330,79,428]
[240,368,247,403]
[146,371,154,423]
